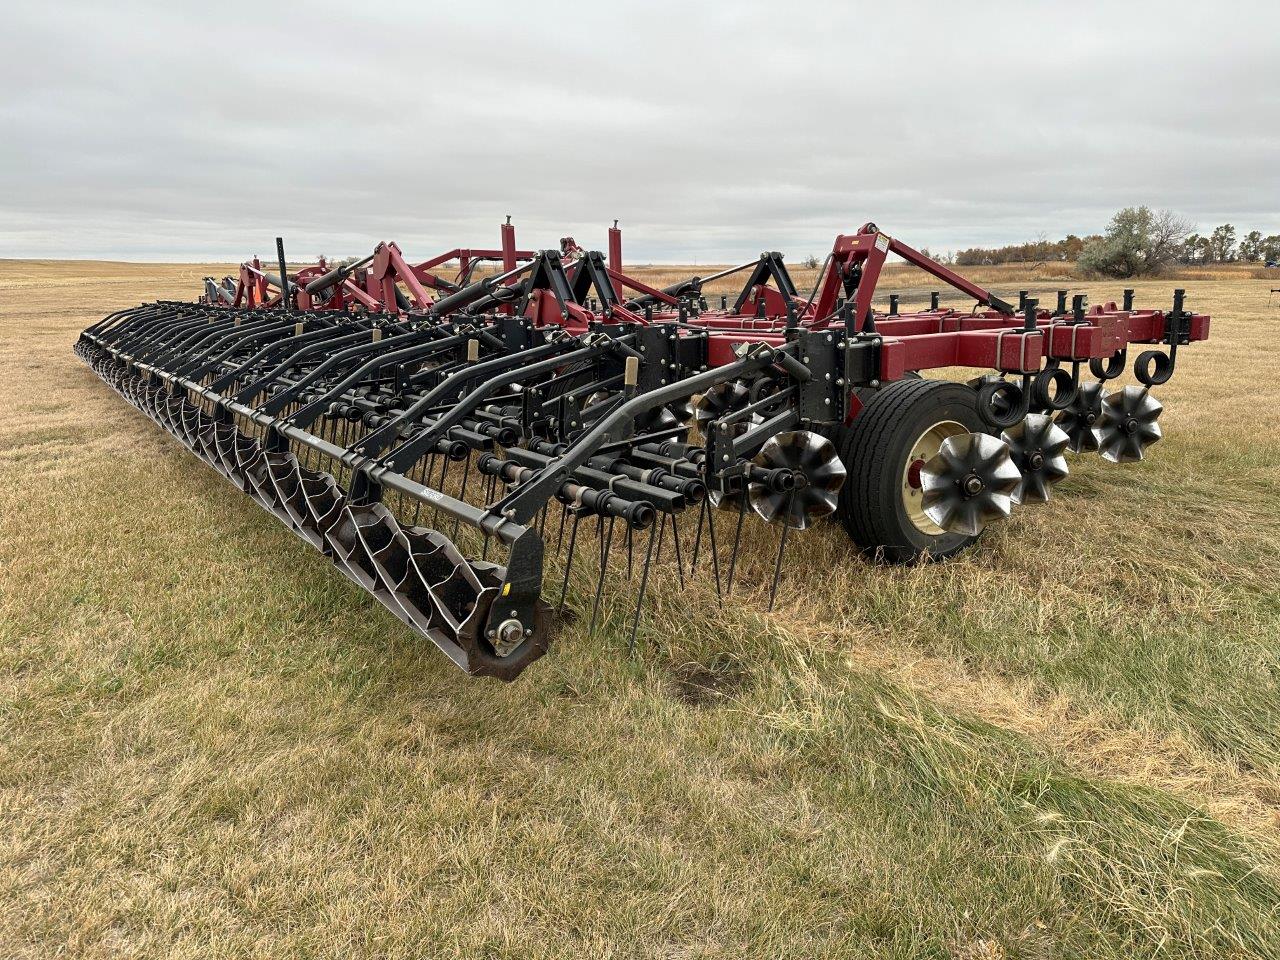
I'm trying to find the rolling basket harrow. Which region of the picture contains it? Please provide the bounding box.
[75,221,1209,680]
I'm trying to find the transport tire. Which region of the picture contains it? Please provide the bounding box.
[836,378,988,563]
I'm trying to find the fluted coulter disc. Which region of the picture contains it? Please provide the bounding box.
[749,430,846,530]
[1002,413,1071,504]
[1096,385,1163,463]
[920,433,1022,536]
[1054,381,1107,453]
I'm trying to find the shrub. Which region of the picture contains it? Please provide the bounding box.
[1077,207,1192,278]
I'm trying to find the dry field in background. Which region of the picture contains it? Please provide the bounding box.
[2,258,1279,958]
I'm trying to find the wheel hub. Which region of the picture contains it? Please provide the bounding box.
[907,458,925,489]
[962,474,984,496]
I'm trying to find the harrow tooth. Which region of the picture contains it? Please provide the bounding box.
[1001,413,1071,505]
[1096,385,1163,463]
[920,433,1023,536]
[74,222,1207,679]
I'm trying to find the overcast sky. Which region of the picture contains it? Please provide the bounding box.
[1,1,1277,263]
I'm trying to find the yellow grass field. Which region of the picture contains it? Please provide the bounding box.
[2,258,1279,958]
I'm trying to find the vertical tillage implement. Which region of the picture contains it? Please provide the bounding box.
[76,221,1209,679]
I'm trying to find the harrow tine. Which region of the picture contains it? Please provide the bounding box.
[558,509,583,614]
[669,513,685,590]
[628,522,658,656]
[726,498,747,596]
[451,454,473,542]
[690,498,706,567]
[704,499,724,603]
[557,500,571,554]
[588,516,616,635]
[767,491,795,612]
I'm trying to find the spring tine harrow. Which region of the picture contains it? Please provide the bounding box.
[76,221,1210,680]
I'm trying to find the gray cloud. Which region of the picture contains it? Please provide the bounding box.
[2,0,1277,262]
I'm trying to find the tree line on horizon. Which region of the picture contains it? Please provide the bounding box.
[948,207,1280,278]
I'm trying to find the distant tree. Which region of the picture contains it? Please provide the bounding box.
[1147,209,1193,268]
[1077,206,1193,278]
[1262,235,1280,264]
[1207,224,1237,262]
[1239,230,1264,263]
[802,254,820,269]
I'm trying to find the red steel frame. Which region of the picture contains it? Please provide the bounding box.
[590,224,1209,396]
[210,220,1210,423]
[221,221,535,315]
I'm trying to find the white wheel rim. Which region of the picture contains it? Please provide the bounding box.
[902,419,967,535]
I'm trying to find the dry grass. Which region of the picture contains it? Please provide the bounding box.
[2,259,1280,958]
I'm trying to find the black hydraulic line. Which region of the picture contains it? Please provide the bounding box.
[428,261,534,317]
[375,339,621,470]
[622,259,757,310]
[491,343,787,524]
[501,446,686,513]
[304,252,376,294]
